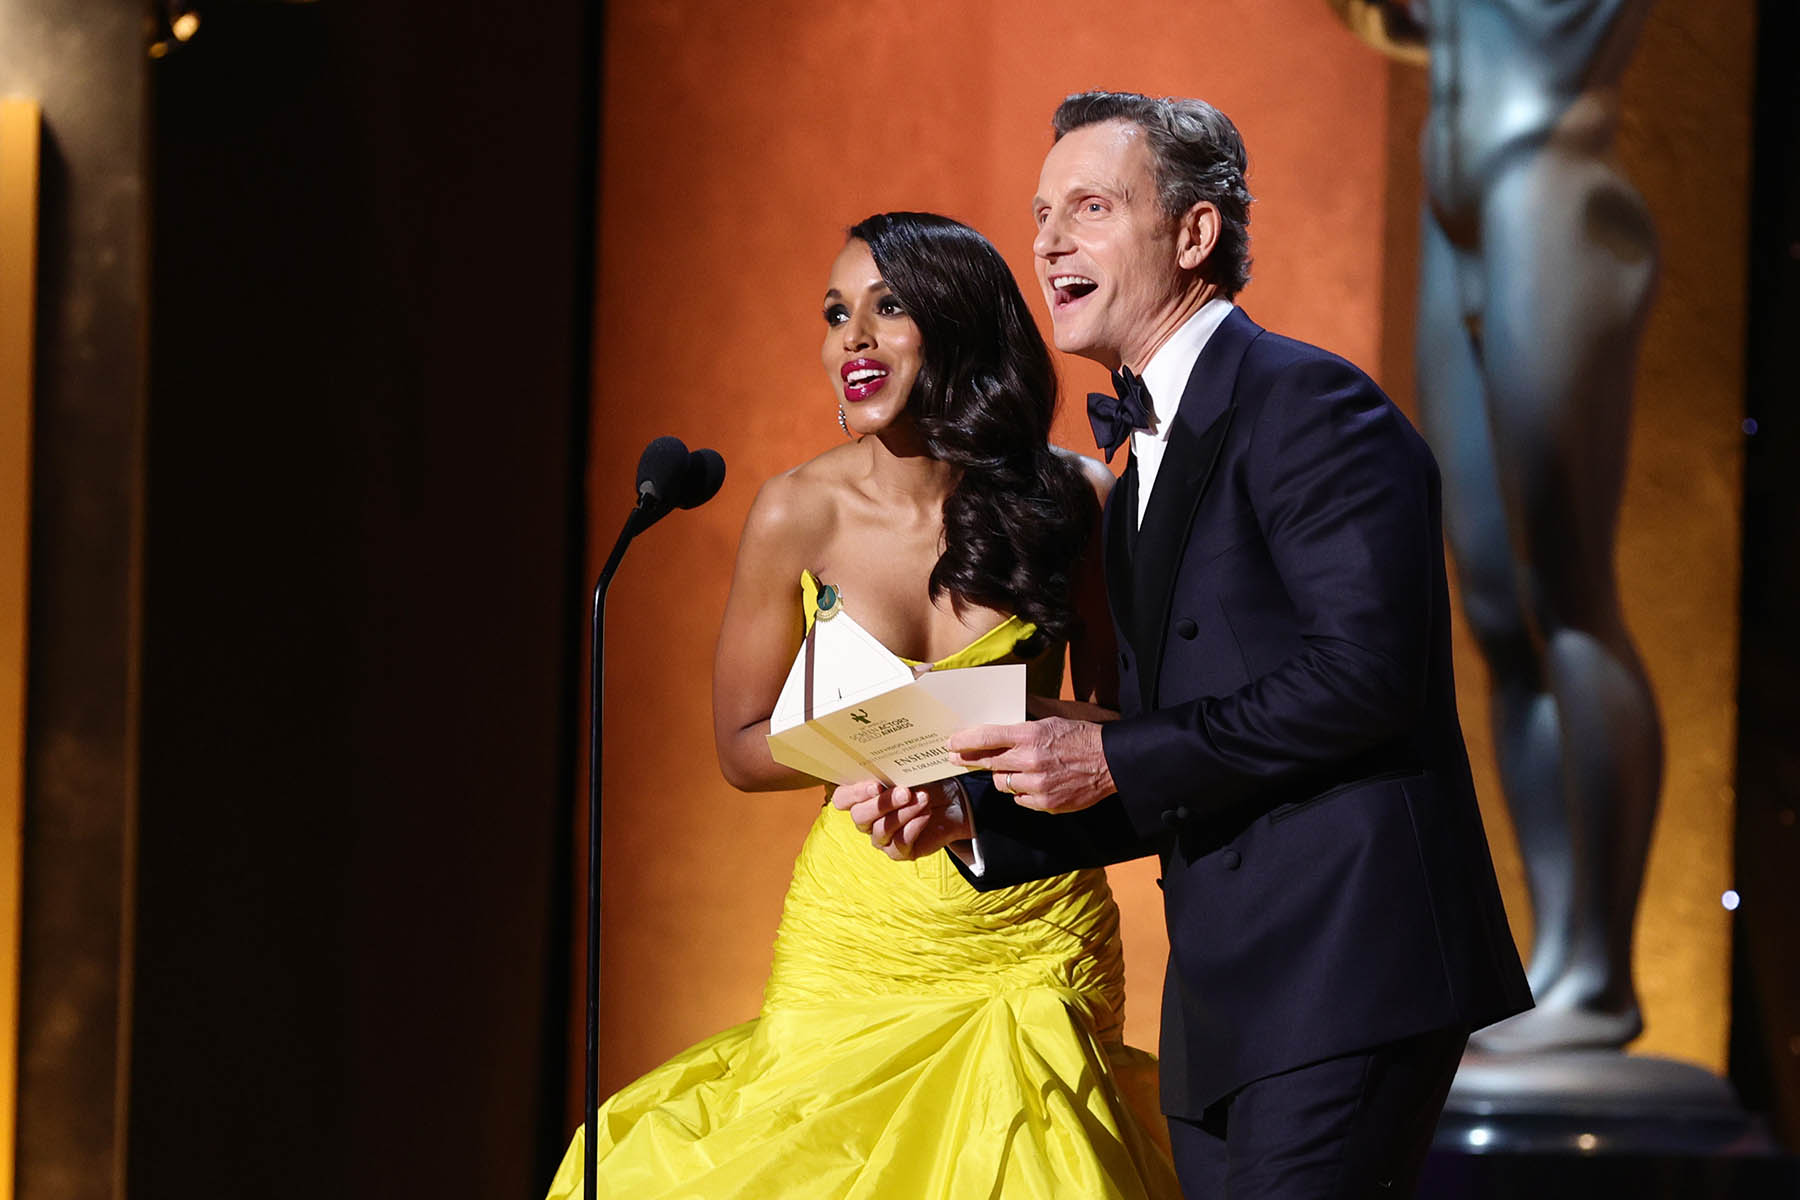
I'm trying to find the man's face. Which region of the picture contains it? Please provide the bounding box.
[1031,120,1187,370]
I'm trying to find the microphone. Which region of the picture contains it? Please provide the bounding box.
[583,433,724,1200]
[633,437,727,528]
[677,447,726,510]
[635,435,692,512]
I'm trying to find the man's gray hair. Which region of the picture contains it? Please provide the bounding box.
[1052,91,1253,296]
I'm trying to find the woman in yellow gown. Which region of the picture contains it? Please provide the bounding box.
[545,212,1178,1199]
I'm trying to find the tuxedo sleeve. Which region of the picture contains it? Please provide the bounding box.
[1102,357,1436,828]
[949,771,1164,893]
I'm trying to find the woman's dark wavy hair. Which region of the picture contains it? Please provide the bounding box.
[846,212,1095,645]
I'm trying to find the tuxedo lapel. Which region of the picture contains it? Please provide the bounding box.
[1130,307,1262,711]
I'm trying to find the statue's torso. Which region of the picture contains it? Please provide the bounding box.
[1418,0,1649,234]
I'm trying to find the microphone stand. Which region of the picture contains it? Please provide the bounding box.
[585,495,658,1200]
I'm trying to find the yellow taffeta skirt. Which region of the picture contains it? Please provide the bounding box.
[545,801,1178,1198]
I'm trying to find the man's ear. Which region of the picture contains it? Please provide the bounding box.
[1176,201,1220,273]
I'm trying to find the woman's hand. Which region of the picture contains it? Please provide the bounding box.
[832,779,974,861]
[830,779,886,823]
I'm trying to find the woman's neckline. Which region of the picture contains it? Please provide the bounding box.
[800,569,1025,670]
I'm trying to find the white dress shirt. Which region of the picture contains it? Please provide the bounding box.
[1130,297,1235,526]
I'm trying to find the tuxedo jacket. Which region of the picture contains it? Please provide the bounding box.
[961,308,1531,1118]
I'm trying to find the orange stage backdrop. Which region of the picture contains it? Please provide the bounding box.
[582,0,1396,1100]
[578,0,1744,1106]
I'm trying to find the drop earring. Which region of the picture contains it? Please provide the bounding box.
[837,406,851,437]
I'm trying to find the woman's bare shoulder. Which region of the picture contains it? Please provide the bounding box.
[740,444,862,553]
[1052,443,1117,507]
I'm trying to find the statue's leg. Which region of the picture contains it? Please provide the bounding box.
[1416,208,1572,998]
[1467,141,1663,1054]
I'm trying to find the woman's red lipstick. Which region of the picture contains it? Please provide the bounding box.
[840,357,891,402]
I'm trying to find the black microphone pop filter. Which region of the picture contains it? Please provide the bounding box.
[677,448,726,510]
[635,435,690,510]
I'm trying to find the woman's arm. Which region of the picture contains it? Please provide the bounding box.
[1063,452,1120,710]
[711,472,834,791]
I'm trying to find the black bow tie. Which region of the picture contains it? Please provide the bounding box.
[1087,367,1153,463]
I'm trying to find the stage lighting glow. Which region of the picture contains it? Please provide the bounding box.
[1722,890,1741,911]
[1577,1133,1598,1152]
[1467,1127,1492,1148]
[172,12,200,40]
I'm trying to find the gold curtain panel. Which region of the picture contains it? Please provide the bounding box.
[0,94,41,1200]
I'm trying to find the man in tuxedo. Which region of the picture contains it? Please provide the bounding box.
[838,91,1530,1197]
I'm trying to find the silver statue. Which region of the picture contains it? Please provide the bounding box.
[1334,0,1663,1055]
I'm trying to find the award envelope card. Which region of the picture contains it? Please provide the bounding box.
[766,610,1026,787]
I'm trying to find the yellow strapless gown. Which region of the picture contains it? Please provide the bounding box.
[545,575,1178,1199]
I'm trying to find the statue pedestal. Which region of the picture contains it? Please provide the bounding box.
[1420,1051,1799,1198]
[1434,1049,1771,1155]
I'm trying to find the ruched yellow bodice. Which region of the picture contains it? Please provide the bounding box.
[763,800,1128,1044]
[544,576,1175,1199]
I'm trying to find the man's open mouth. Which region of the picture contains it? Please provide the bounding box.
[1050,274,1098,306]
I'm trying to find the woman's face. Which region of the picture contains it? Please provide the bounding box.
[821,239,924,436]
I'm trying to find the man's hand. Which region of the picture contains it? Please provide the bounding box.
[831,779,973,861]
[947,717,1115,814]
